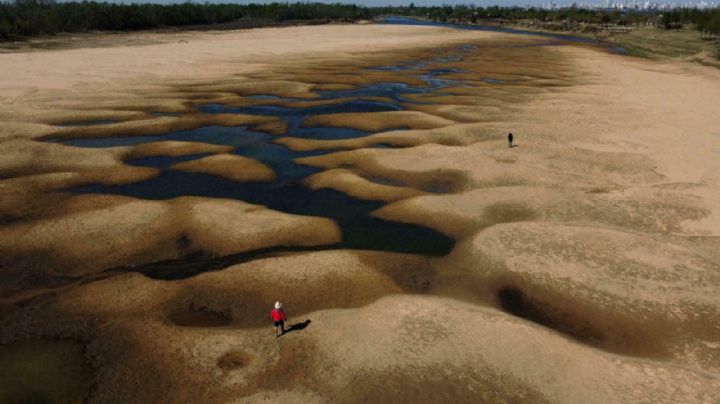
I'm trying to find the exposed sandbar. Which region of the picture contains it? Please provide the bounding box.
[171,154,276,183]
[0,195,341,294]
[48,113,287,141]
[304,168,426,202]
[276,123,504,151]
[302,111,455,132]
[123,140,233,159]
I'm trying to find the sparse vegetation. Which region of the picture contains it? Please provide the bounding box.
[607,27,718,62]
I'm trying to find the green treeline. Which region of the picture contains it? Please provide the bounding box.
[378,4,720,35]
[1,0,719,41]
[0,0,373,38]
[658,8,720,38]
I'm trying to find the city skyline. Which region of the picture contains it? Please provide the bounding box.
[541,0,718,9]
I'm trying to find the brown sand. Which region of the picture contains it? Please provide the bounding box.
[276,122,502,151]
[171,154,276,183]
[124,140,234,159]
[46,113,288,140]
[304,168,427,202]
[302,110,455,132]
[1,23,719,403]
[0,24,499,133]
[0,195,340,293]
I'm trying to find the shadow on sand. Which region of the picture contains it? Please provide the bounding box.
[282,319,312,336]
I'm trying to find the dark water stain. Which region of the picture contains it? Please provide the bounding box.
[421,183,456,194]
[198,99,401,117]
[0,340,94,404]
[434,55,464,62]
[503,40,563,48]
[57,119,115,127]
[132,245,325,280]
[247,94,281,100]
[170,303,233,327]
[61,125,277,148]
[365,175,405,187]
[482,77,514,84]
[217,350,253,370]
[152,111,181,117]
[428,68,463,75]
[369,65,405,71]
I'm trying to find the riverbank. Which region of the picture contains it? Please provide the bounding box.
[411,16,720,67]
[0,18,354,52]
[1,22,719,403]
[507,21,720,66]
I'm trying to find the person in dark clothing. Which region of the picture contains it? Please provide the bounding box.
[271,301,287,338]
[508,132,514,147]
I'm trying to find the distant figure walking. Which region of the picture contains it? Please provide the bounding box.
[508,132,514,148]
[271,301,287,338]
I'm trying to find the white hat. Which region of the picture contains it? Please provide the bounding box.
[275,301,282,309]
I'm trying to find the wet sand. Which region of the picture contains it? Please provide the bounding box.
[1,23,720,403]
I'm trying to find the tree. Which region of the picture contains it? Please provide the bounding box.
[627,12,645,27]
[601,14,612,29]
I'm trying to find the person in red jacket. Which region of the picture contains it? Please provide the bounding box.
[270,301,287,338]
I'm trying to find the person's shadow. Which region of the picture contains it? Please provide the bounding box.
[283,319,311,335]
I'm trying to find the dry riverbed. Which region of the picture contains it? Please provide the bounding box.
[1,22,720,403]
